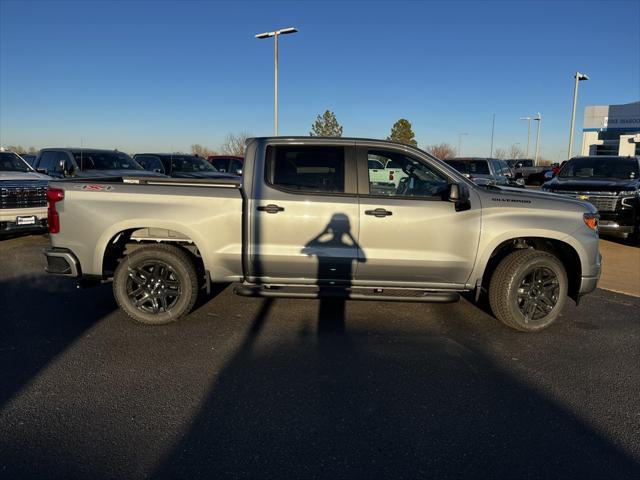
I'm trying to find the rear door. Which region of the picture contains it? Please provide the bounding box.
[248,142,361,284]
[355,145,481,287]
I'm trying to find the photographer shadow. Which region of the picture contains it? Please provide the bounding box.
[301,213,365,335]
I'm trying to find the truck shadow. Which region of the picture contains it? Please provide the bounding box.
[152,298,640,479]
[0,275,115,407]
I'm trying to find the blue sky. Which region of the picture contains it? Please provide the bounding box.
[1,0,639,160]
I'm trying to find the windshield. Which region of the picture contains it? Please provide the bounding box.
[446,160,490,175]
[167,156,217,173]
[0,152,33,172]
[72,151,143,171]
[558,157,639,180]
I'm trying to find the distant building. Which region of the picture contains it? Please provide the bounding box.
[581,101,640,156]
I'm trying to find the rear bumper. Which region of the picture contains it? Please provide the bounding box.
[43,247,81,277]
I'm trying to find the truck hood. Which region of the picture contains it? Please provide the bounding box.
[478,184,595,212]
[543,177,639,192]
[77,169,166,178]
[0,171,52,181]
[170,171,238,179]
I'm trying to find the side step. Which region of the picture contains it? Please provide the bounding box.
[234,284,460,303]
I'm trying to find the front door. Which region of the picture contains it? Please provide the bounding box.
[248,143,361,285]
[355,146,481,287]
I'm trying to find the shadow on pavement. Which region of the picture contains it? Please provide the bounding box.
[152,298,640,479]
[0,275,115,407]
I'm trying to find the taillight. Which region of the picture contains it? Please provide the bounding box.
[47,188,65,234]
[389,171,394,181]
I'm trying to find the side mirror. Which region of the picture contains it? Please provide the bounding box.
[57,159,66,172]
[544,171,553,179]
[235,169,243,175]
[448,183,460,201]
[448,183,471,212]
[516,178,526,186]
[504,171,512,178]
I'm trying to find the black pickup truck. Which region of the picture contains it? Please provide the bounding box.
[541,156,640,241]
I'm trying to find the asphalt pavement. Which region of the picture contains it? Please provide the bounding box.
[1,234,639,479]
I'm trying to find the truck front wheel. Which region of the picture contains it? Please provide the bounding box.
[489,249,568,332]
[113,244,199,325]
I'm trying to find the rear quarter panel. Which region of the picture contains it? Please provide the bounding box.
[50,182,243,281]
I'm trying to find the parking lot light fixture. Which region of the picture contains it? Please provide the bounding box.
[255,27,299,136]
[568,71,589,159]
[457,133,468,156]
[534,113,542,165]
[520,117,532,157]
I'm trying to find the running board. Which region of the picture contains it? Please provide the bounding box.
[234,285,460,303]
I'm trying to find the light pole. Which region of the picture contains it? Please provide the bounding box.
[490,113,496,157]
[457,132,468,156]
[567,71,589,158]
[520,116,532,158]
[534,112,542,165]
[255,27,298,135]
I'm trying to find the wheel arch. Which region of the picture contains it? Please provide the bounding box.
[475,236,582,301]
[96,222,210,282]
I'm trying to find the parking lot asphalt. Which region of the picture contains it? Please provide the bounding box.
[1,234,639,479]
[599,239,640,297]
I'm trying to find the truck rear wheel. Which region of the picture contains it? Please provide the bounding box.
[489,249,568,332]
[113,244,198,325]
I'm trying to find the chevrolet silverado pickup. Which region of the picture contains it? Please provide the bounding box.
[1,151,50,235]
[43,137,601,332]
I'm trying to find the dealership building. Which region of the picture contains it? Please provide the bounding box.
[581,101,640,156]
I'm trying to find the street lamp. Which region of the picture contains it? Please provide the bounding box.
[534,112,542,165]
[255,27,298,135]
[567,71,589,158]
[520,116,532,158]
[457,132,468,156]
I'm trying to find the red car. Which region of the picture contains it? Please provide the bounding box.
[207,155,243,175]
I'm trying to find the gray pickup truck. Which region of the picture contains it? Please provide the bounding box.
[43,137,601,332]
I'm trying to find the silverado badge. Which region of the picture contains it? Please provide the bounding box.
[578,195,589,200]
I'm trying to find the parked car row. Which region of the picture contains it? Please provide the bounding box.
[506,159,552,185]
[444,157,525,188]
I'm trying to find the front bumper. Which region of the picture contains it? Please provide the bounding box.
[578,254,602,295]
[599,220,635,238]
[43,247,81,277]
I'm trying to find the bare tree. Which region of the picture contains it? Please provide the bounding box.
[191,144,217,158]
[508,144,525,159]
[218,132,252,157]
[426,143,456,159]
[493,148,507,160]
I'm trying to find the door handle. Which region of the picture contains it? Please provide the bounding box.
[365,208,393,218]
[257,204,285,214]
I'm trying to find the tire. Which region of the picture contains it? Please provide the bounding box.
[488,249,568,332]
[113,244,199,325]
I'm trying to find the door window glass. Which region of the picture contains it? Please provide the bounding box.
[136,155,164,173]
[229,159,243,174]
[367,150,448,198]
[267,146,345,193]
[211,158,230,172]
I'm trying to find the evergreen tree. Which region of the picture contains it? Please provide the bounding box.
[310,110,343,137]
[387,119,417,146]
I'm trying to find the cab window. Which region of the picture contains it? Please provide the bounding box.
[367,150,448,198]
[266,146,345,193]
